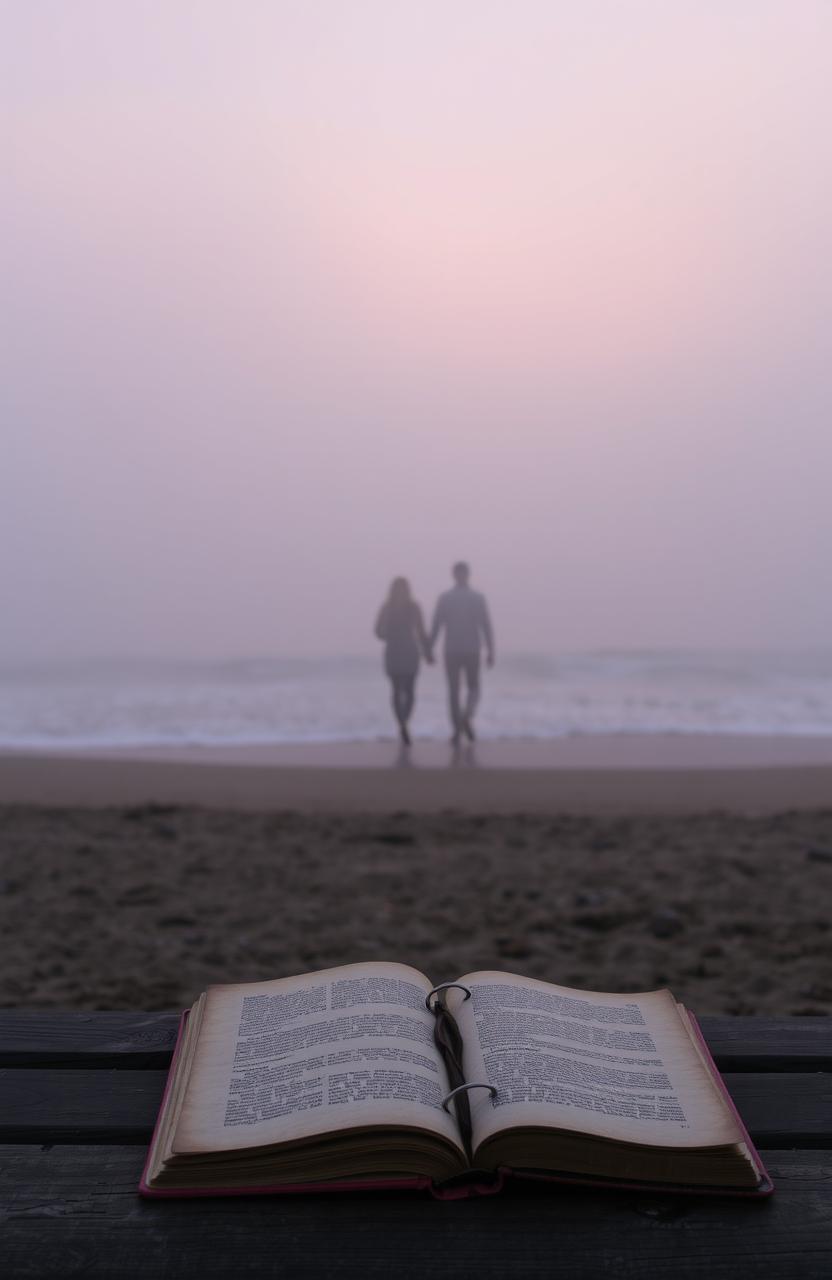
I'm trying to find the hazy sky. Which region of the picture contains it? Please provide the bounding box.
[3,1,831,659]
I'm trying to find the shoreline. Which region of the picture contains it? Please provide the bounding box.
[2,734,832,812]
[11,730,832,768]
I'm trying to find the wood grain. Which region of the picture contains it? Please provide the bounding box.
[0,1011,179,1068]
[1,1069,830,1147]
[1,1146,830,1280]
[2,1012,831,1071]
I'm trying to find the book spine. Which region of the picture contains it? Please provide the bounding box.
[428,989,474,1158]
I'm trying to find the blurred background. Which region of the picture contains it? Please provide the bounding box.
[1,3,831,1020]
[3,1,832,676]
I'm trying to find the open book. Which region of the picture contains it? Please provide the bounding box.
[141,962,772,1199]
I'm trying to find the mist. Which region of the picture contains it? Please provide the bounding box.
[3,1,831,660]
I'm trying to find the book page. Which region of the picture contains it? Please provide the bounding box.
[174,962,463,1155]
[449,972,740,1153]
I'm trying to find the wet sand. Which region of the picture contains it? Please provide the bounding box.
[3,734,832,813]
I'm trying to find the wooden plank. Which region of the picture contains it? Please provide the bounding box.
[2,1012,831,1072]
[0,1011,179,1069]
[699,1017,832,1073]
[0,1146,829,1280]
[0,1069,830,1148]
[724,1073,832,1148]
[0,1070,162,1144]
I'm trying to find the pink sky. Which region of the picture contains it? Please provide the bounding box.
[2,2,831,657]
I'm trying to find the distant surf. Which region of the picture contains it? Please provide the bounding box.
[1,651,831,749]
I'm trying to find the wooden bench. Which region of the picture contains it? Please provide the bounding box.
[1,1012,831,1277]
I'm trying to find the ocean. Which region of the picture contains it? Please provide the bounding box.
[1,651,831,750]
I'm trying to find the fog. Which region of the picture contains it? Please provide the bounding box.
[2,1,831,660]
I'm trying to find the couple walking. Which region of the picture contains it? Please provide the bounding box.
[374,562,494,746]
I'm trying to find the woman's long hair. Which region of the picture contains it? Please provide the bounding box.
[386,576,413,619]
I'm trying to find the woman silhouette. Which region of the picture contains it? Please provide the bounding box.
[374,577,432,745]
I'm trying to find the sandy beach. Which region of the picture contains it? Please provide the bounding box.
[1,738,830,1016]
[3,733,832,812]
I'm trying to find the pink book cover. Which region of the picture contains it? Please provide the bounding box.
[139,1008,773,1200]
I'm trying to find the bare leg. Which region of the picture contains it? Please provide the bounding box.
[390,679,405,727]
[391,675,412,745]
[400,673,416,725]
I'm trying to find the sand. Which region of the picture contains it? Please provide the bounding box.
[1,743,831,1016]
[3,734,832,813]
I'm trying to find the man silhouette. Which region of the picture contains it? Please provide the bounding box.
[429,562,495,745]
